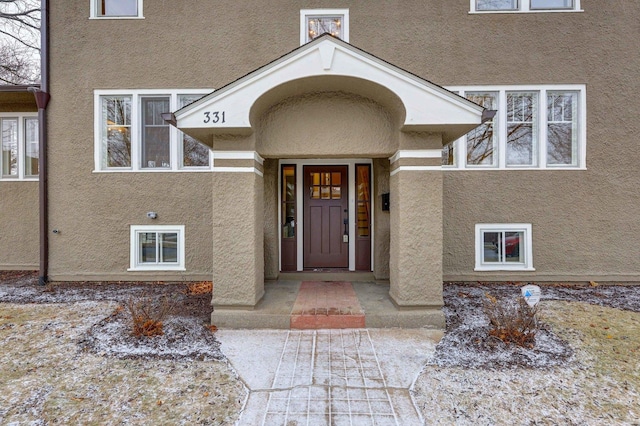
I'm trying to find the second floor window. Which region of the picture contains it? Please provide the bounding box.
[92,0,143,18]
[95,90,211,171]
[473,0,579,12]
[300,9,349,44]
[443,85,585,170]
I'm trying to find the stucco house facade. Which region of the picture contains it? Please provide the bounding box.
[1,1,639,327]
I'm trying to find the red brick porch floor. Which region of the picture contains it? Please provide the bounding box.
[290,282,365,329]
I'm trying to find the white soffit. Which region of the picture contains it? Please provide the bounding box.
[175,35,485,133]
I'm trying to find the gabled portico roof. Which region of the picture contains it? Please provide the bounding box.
[172,34,490,144]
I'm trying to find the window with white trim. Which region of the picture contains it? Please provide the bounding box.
[470,0,582,13]
[471,0,580,12]
[475,224,534,271]
[300,9,349,44]
[95,90,212,171]
[91,0,143,18]
[1,114,38,180]
[129,225,185,271]
[443,85,585,169]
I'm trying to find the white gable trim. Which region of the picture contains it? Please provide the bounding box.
[175,36,485,136]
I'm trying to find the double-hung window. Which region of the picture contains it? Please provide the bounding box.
[472,0,581,13]
[129,225,185,271]
[1,114,38,180]
[95,90,211,171]
[475,224,534,271]
[300,9,349,44]
[91,0,143,18]
[443,85,585,170]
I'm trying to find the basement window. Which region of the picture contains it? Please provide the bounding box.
[475,224,534,271]
[129,225,185,271]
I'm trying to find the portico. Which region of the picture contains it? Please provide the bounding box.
[169,34,490,327]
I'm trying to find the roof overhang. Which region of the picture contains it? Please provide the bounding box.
[0,84,40,112]
[173,35,488,145]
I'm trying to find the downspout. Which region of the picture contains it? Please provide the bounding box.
[35,0,50,285]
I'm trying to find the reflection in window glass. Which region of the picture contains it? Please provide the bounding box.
[547,91,578,166]
[99,0,138,16]
[102,96,131,168]
[466,92,497,166]
[282,166,296,239]
[179,95,209,167]
[530,0,573,9]
[507,92,537,166]
[476,0,518,10]
[1,118,17,177]
[25,118,39,176]
[160,233,178,263]
[141,97,170,168]
[139,232,156,263]
[307,16,342,41]
[482,231,523,264]
[356,165,370,238]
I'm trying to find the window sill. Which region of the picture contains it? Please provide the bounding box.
[93,168,212,173]
[128,266,186,272]
[469,9,583,14]
[475,266,536,272]
[89,16,145,20]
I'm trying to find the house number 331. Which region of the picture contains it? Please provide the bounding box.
[203,111,226,124]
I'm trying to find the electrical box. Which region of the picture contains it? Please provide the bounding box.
[381,193,390,211]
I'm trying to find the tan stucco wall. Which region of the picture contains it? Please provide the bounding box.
[373,159,390,280]
[46,0,640,283]
[263,159,279,280]
[256,92,398,159]
[211,171,264,307]
[0,182,39,269]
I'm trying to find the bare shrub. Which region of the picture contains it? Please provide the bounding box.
[184,281,213,295]
[483,293,539,348]
[127,295,175,337]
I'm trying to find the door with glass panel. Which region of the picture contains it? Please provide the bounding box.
[303,166,348,268]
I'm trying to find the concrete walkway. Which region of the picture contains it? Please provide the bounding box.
[217,328,443,425]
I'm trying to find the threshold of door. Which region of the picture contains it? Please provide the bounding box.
[279,271,375,282]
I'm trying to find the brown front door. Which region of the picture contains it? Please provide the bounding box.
[303,165,349,268]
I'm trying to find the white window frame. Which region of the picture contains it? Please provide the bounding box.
[475,223,534,271]
[94,89,213,172]
[300,9,350,45]
[470,0,582,13]
[90,0,144,19]
[444,85,586,170]
[129,225,185,271]
[0,113,39,181]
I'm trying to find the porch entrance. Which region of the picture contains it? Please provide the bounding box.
[280,162,372,272]
[303,165,349,268]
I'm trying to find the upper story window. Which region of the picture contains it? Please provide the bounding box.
[91,0,143,19]
[94,90,212,172]
[443,85,586,170]
[1,114,38,180]
[472,0,581,13]
[300,9,349,45]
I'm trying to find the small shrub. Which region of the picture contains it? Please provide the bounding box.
[184,281,213,295]
[127,295,175,337]
[483,293,539,348]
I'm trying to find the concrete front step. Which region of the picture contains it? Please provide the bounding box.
[211,280,445,329]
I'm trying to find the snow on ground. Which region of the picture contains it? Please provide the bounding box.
[0,302,245,425]
[1,273,640,424]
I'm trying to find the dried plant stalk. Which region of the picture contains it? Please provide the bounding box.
[483,293,539,348]
[127,295,175,337]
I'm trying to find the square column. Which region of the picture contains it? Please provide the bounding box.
[388,150,444,309]
[211,168,265,308]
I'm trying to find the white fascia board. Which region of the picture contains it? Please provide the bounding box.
[176,38,484,131]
